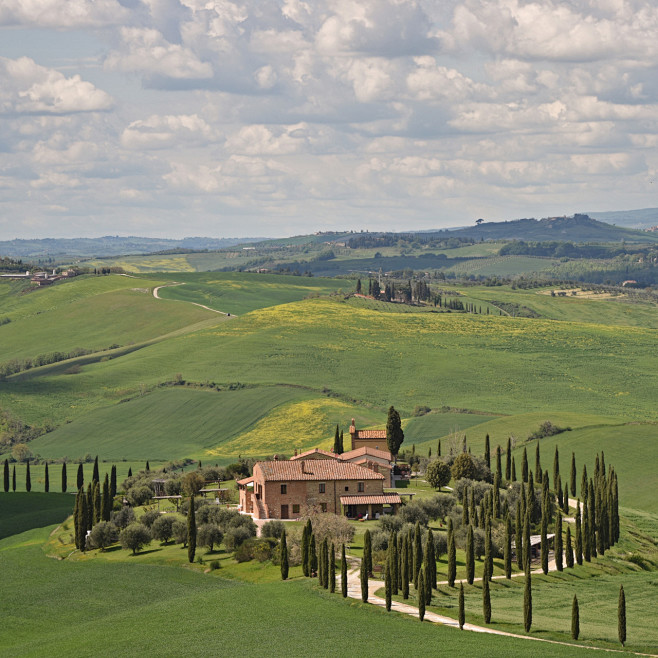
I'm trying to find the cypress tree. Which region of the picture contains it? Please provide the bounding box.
[556,473,563,509]
[385,406,404,457]
[321,539,327,587]
[61,462,67,493]
[522,447,528,482]
[572,594,579,640]
[423,552,432,605]
[553,445,560,492]
[385,561,392,611]
[330,542,336,593]
[535,442,542,483]
[493,473,501,518]
[581,464,588,500]
[310,534,317,576]
[438,440,441,457]
[482,560,491,624]
[540,505,548,575]
[341,544,348,597]
[504,514,512,578]
[333,424,341,454]
[44,463,49,493]
[523,565,532,632]
[485,517,493,580]
[523,509,531,571]
[555,511,563,571]
[470,488,476,523]
[565,525,574,568]
[364,529,372,577]
[459,583,465,630]
[462,488,470,525]
[280,530,289,580]
[505,437,512,481]
[570,453,577,497]
[426,529,436,589]
[360,557,368,603]
[92,481,101,525]
[127,467,132,477]
[187,495,196,563]
[516,501,523,570]
[77,463,84,489]
[78,488,88,551]
[512,455,517,482]
[484,434,490,469]
[413,522,422,588]
[301,524,309,576]
[3,459,8,493]
[110,464,117,498]
[25,460,31,492]
[618,585,626,647]
[563,482,570,515]
[495,445,502,482]
[466,525,475,585]
[402,536,410,599]
[583,504,591,562]
[73,489,80,548]
[318,538,325,586]
[575,500,583,565]
[588,479,597,558]
[390,532,399,595]
[418,567,426,621]
[92,456,99,484]
[12,465,16,491]
[528,472,536,522]
[447,518,456,587]
[102,473,111,521]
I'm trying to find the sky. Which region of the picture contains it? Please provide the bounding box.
[0,0,657,240]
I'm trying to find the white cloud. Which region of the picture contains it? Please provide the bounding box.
[121,114,217,150]
[0,57,113,115]
[0,0,128,28]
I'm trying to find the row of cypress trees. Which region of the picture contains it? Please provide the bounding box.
[3,457,118,495]
[72,473,114,550]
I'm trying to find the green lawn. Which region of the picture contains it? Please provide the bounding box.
[0,493,72,539]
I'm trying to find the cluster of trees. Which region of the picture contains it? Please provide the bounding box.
[0,409,53,449]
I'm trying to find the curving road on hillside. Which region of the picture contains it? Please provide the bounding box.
[152,282,236,317]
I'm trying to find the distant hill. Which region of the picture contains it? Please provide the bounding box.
[586,207,658,229]
[0,235,265,259]
[442,214,658,243]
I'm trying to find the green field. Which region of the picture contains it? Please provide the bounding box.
[0,522,593,657]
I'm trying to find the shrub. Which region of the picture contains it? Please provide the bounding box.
[261,520,285,539]
[111,507,135,529]
[139,509,161,528]
[413,405,431,417]
[151,514,180,544]
[379,514,404,534]
[400,502,429,527]
[301,513,354,546]
[451,453,478,481]
[126,485,153,507]
[172,519,188,546]
[209,560,221,571]
[419,494,455,522]
[433,532,448,559]
[197,523,224,552]
[426,460,451,489]
[182,471,205,496]
[235,537,277,563]
[224,526,254,551]
[119,523,152,555]
[88,521,118,551]
[370,529,389,552]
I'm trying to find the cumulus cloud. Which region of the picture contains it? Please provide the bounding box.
[0,57,114,115]
[2,0,658,237]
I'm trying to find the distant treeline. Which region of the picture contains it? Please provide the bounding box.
[347,233,475,249]
[0,256,28,271]
[498,240,658,260]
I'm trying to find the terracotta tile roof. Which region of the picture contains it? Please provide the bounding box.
[290,448,339,461]
[255,460,384,482]
[340,446,392,461]
[236,476,254,486]
[354,430,387,439]
[339,494,402,505]
[350,457,393,470]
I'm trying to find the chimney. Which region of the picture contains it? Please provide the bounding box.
[301,460,307,474]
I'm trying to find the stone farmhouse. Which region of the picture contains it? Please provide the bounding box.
[238,458,401,520]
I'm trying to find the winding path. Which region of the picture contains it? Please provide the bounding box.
[340,558,654,656]
[152,282,236,317]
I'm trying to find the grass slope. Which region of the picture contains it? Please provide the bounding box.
[0,526,588,657]
[0,493,72,539]
[150,271,355,316]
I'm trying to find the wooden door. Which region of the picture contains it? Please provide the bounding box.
[281,504,289,519]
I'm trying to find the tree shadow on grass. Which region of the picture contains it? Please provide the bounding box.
[133,548,163,556]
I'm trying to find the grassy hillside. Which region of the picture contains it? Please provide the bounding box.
[0,526,582,658]
[0,493,71,539]
[150,271,355,315]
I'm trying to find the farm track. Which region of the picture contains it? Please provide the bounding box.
[341,558,656,656]
[152,282,237,317]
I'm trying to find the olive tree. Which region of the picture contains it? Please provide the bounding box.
[425,460,452,490]
[119,523,152,555]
